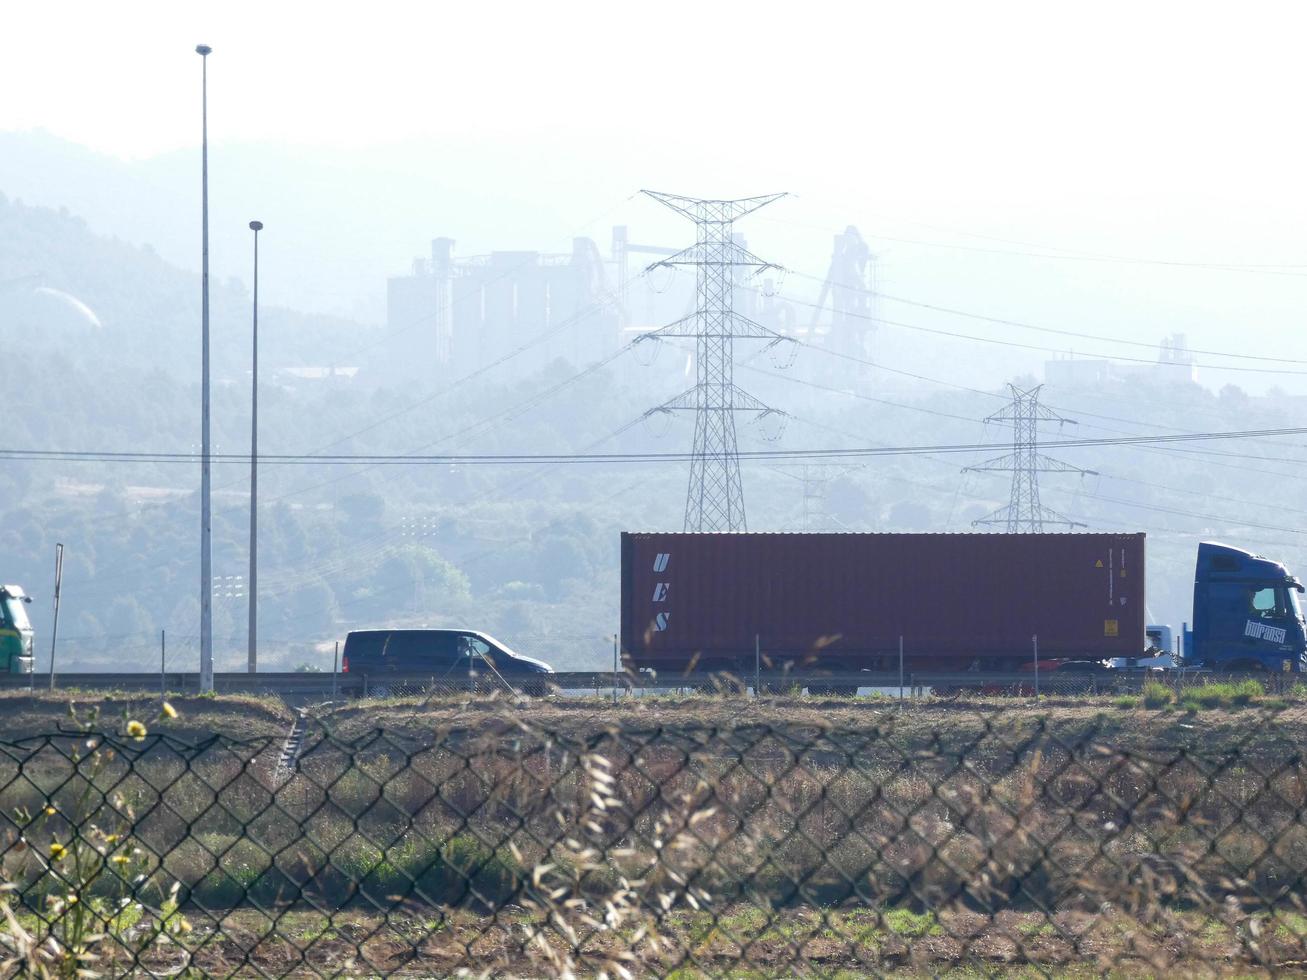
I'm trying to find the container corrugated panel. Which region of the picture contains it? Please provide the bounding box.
[621,532,1146,671]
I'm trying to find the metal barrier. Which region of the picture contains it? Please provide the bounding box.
[1,700,1306,976]
[2,668,1302,699]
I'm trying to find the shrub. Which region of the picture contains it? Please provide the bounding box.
[1142,682,1174,708]
[1231,678,1264,705]
[1178,680,1264,711]
[1113,695,1140,709]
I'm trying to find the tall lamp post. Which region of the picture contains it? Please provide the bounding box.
[196,44,214,693]
[248,220,263,673]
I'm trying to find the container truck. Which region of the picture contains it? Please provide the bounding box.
[619,533,1307,685]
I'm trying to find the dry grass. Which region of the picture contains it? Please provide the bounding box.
[0,690,294,740]
[1,694,1306,975]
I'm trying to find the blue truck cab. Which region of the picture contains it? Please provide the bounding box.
[1184,542,1307,672]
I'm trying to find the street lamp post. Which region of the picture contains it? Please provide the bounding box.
[196,44,214,693]
[248,220,263,673]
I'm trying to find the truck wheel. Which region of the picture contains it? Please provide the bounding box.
[1224,661,1267,674]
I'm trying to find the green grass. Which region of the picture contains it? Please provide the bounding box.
[1141,681,1174,708]
[881,907,942,937]
[1113,695,1140,709]
[1178,679,1264,711]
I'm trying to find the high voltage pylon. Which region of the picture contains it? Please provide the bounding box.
[767,463,864,531]
[964,383,1096,532]
[638,191,794,532]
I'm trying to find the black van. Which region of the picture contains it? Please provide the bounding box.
[341,629,553,695]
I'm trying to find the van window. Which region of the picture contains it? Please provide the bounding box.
[344,630,464,668]
[343,632,388,661]
[461,636,491,657]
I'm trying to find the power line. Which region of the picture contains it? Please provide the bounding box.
[757,209,1307,278]
[740,362,992,425]
[748,269,1307,373]
[7,425,1307,465]
[777,289,1307,376]
[866,288,1307,366]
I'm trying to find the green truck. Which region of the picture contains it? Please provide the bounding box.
[0,586,34,674]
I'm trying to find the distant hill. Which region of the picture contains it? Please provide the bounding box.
[0,129,595,323]
[0,191,374,379]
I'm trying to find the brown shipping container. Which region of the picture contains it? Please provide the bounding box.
[621,532,1146,672]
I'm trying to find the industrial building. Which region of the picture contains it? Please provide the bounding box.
[1044,333,1198,389]
[386,236,627,379]
[385,225,877,382]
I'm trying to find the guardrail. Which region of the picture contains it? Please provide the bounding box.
[0,667,1261,698]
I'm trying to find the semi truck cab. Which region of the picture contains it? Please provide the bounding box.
[1185,542,1307,672]
[0,586,34,674]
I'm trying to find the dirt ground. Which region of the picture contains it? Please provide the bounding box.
[83,904,1307,977]
[0,689,295,741]
[2,691,1306,976]
[0,687,1301,763]
[313,689,1307,755]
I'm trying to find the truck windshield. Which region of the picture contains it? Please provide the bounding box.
[2,598,30,632]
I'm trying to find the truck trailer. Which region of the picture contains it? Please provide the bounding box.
[620,533,1307,683]
[622,532,1146,678]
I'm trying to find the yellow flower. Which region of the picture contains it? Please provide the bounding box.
[111,855,130,866]
[104,834,120,845]
[161,702,178,719]
[43,806,56,817]
[48,842,66,862]
[125,721,147,741]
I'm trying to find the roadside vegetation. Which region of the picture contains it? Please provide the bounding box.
[0,692,1305,973]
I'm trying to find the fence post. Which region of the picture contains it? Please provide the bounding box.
[160,630,166,698]
[48,543,64,693]
[898,635,904,706]
[612,634,618,705]
[755,634,760,698]
[332,641,339,699]
[1033,634,1039,700]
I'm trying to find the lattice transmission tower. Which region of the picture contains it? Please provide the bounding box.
[638,191,794,532]
[963,383,1095,531]
[767,463,864,531]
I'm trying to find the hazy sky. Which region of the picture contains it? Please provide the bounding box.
[5,0,1307,391]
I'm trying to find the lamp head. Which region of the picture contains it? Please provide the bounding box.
[195,44,212,56]
[249,220,263,232]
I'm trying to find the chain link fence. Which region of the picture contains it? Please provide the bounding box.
[2,702,1307,975]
